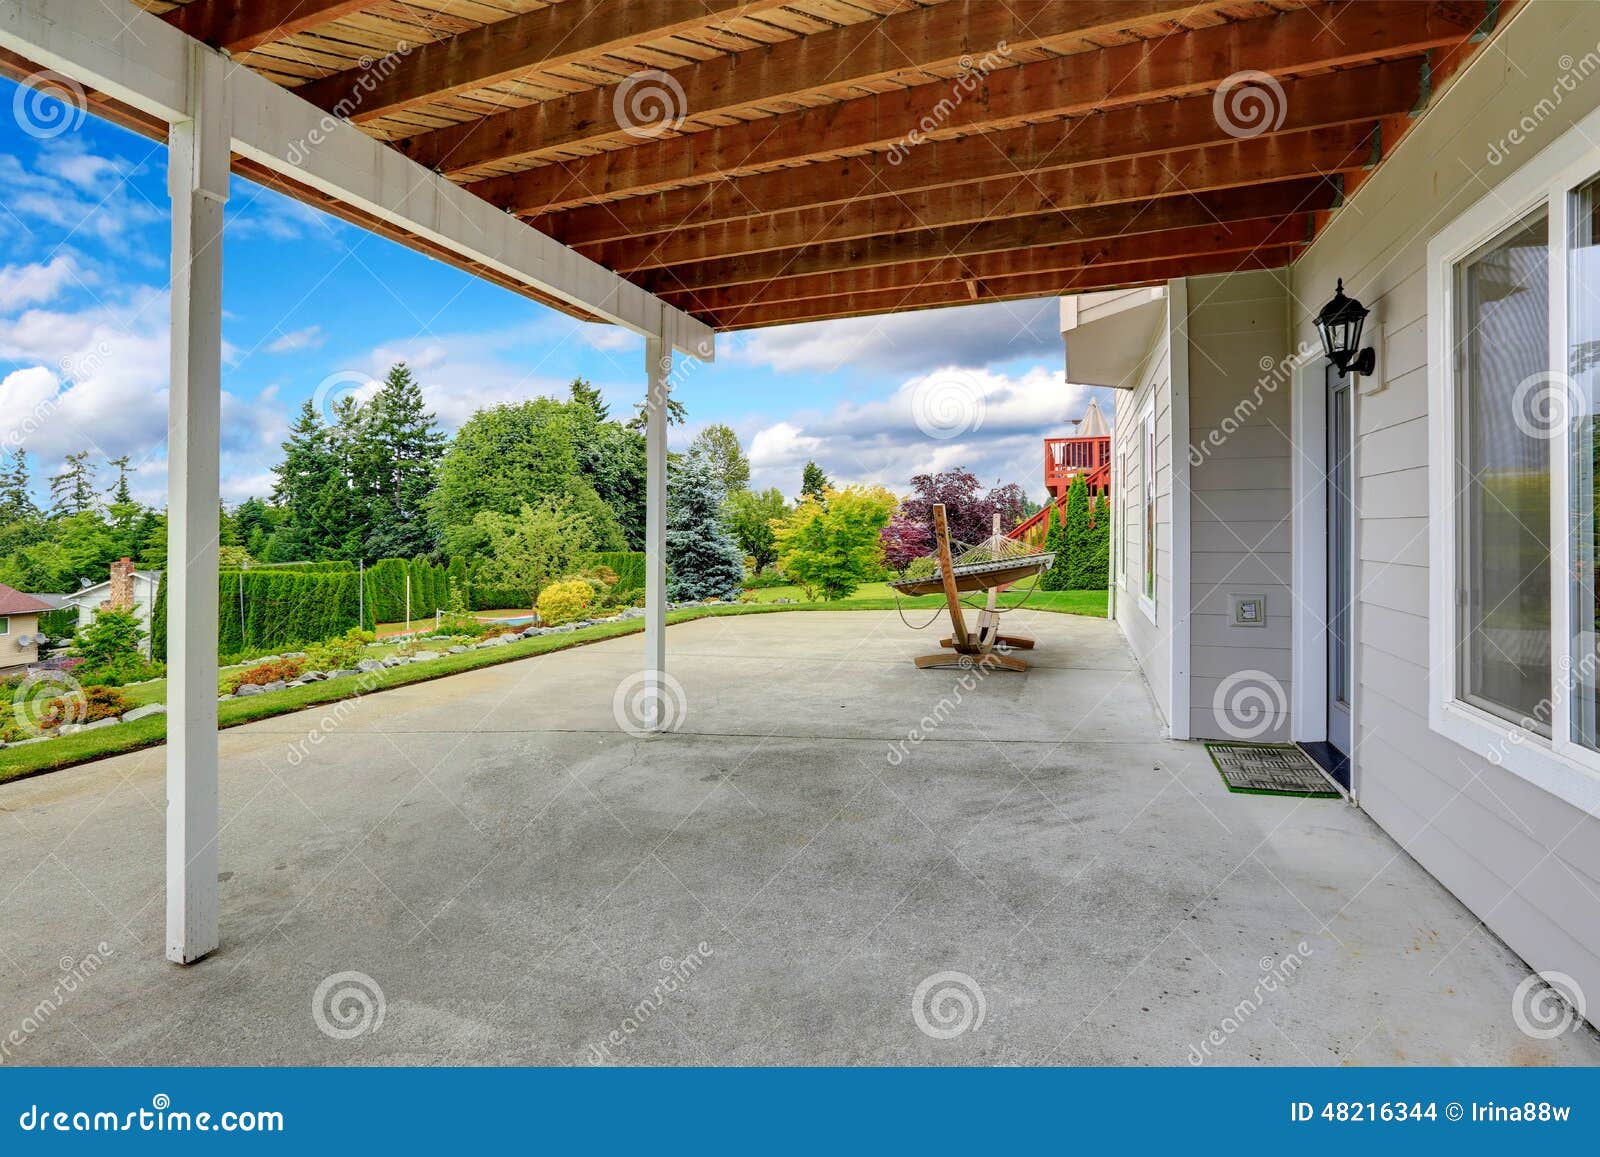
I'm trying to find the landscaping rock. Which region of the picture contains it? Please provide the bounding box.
[447,645,467,654]
[122,703,166,722]
[325,669,357,680]
[84,718,119,730]
[282,652,307,660]
[234,684,266,696]
[621,607,646,619]
[410,650,443,662]
[301,671,326,681]
[481,635,511,647]
[356,659,386,673]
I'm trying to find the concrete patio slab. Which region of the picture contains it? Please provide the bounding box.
[1,610,1596,1066]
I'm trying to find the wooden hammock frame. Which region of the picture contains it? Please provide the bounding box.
[910,505,1040,672]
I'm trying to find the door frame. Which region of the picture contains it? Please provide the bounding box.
[1290,324,1378,798]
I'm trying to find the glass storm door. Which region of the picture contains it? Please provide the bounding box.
[1326,363,1354,760]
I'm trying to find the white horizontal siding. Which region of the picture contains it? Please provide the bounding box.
[1289,0,1600,1022]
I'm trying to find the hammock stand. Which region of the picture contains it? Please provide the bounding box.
[886,504,1053,672]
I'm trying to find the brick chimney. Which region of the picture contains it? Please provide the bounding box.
[107,557,135,612]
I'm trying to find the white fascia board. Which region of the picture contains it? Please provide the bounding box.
[0,0,714,361]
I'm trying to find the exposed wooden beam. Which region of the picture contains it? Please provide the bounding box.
[531,60,1421,246]
[587,123,1373,273]
[296,0,789,124]
[401,0,1227,175]
[702,248,1303,330]
[658,217,1310,313]
[635,179,1335,294]
[477,0,1481,213]
[161,0,374,55]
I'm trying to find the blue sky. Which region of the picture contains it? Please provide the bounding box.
[0,76,1104,510]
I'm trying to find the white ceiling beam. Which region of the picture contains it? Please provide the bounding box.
[0,0,713,359]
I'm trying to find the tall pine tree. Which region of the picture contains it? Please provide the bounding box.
[362,363,445,559]
[0,449,38,523]
[48,451,97,516]
[667,451,745,601]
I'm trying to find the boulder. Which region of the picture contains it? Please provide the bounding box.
[84,717,119,730]
[410,650,443,662]
[325,669,357,680]
[122,703,167,722]
[282,652,308,660]
[233,684,266,697]
[447,645,468,654]
[356,659,386,673]
[381,656,405,667]
[263,680,287,693]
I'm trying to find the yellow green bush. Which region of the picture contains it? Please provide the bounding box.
[537,579,595,625]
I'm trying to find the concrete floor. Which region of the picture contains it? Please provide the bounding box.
[2,609,1597,1066]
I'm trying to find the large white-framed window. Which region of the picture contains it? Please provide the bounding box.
[1138,399,1157,622]
[1428,108,1600,815]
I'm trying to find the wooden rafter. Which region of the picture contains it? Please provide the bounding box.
[160,0,375,54]
[703,249,1303,330]
[398,0,1232,175]
[530,60,1421,247]
[475,1,1482,214]
[633,180,1337,295]
[295,0,792,124]
[585,124,1374,273]
[659,217,1312,313]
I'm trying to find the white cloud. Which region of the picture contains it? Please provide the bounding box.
[742,365,1108,501]
[731,298,1062,375]
[0,254,82,311]
[266,325,324,353]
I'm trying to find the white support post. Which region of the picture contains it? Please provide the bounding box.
[165,42,229,965]
[644,334,670,730]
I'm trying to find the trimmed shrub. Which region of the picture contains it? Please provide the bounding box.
[42,684,133,729]
[536,579,594,625]
[305,629,373,672]
[589,550,645,592]
[468,584,532,611]
[225,657,305,693]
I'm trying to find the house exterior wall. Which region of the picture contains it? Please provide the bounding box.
[1181,268,1295,741]
[1111,302,1175,730]
[0,612,41,671]
[72,575,158,656]
[1287,1,1600,1022]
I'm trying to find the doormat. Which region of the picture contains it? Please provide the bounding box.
[1205,742,1340,798]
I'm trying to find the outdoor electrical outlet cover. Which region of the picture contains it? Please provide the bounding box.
[1230,593,1266,627]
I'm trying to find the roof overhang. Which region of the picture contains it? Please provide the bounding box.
[1060,287,1170,390]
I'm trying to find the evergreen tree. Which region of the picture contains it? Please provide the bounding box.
[48,451,97,516]
[271,400,341,560]
[362,363,445,559]
[233,497,275,557]
[666,452,745,601]
[106,455,133,506]
[1064,473,1092,589]
[799,460,831,503]
[0,449,38,523]
[218,500,241,547]
[1087,494,1111,589]
[688,423,750,495]
[1040,503,1069,591]
[568,376,609,422]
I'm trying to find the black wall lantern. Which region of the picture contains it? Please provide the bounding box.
[1315,279,1375,377]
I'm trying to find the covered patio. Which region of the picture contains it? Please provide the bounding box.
[4,611,1594,1065]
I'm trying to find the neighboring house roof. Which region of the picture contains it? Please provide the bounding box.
[25,592,73,610]
[66,571,163,605]
[0,583,57,615]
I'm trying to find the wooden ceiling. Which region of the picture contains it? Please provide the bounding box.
[129,0,1506,330]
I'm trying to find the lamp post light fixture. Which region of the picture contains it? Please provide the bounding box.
[1315,278,1375,377]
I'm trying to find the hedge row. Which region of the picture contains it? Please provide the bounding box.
[154,568,373,660]
[590,550,645,592]
[363,558,449,623]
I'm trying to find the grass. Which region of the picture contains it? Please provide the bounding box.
[0,587,1108,784]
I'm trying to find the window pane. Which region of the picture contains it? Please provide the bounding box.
[1456,209,1551,728]
[1572,178,1600,749]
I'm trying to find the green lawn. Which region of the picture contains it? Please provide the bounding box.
[0,588,1107,783]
